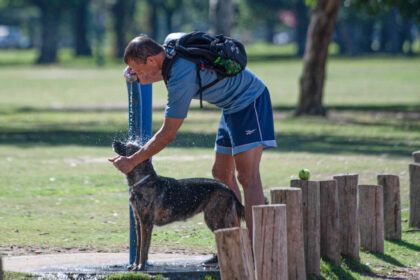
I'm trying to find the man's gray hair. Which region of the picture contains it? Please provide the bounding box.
[124,35,164,64]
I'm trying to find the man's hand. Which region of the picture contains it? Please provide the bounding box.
[109,117,183,175]
[108,155,136,174]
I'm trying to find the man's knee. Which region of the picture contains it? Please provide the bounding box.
[212,166,229,182]
[236,172,258,188]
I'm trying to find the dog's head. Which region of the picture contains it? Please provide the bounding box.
[112,140,155,178]
[112,140,141,157]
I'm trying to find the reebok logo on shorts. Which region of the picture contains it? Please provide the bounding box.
[245,129,256,135]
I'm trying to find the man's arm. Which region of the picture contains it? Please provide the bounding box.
[109,117,184,173]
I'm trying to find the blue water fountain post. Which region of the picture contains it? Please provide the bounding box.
[125,79,152,265]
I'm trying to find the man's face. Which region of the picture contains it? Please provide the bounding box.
[127,57,162,84]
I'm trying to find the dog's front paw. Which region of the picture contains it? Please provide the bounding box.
[127,263,140,271]
[201,254,219,267]
[127,262,148,271]
[138,263,147,271]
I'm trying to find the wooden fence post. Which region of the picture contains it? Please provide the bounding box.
[409,163,420,228]
[270,188,306,280]
[253,205,288,280]
[358,185,384,253]
[412,151,420,163]
[290,180,320,277]
[377,174,401,240]
[319,180,341,266]
[333,174,360,260]
[215,227,255,280]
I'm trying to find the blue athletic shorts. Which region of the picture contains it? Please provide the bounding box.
[215,88,277,155]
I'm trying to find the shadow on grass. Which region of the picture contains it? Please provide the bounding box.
[2,103,419,115]
[319,255,416,280]
[343,257,379,278]
[320,258,359,280]
[0,128,416,157]
[388,239,420,252]
[319,256,396,280]
[371,252,405,267]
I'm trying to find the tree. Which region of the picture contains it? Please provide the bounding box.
[296,0,340,116]
[297,0,419,116]
[161,0,183,34]
[244,0,287,42]
[335,7,376,55]
[71,0,92,56]
[349,0,420,22]
[28,0,67,64]
[111,0,137,58]
[145,0,159,40]
[209,0,234,36]
[293,0,309,57]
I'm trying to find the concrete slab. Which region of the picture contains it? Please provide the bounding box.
[3,252,220,279]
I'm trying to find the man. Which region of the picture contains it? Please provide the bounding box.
[109,34,276,240]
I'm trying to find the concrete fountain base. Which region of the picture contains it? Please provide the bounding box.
[3,252,220,279]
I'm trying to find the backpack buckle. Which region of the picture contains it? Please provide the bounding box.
[165,47,176,59]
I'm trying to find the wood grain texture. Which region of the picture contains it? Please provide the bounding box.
[253,205,288,280]
[358,185,384,253]
[271,188,306,280]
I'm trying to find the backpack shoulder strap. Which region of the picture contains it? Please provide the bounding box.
[162,56,175,85]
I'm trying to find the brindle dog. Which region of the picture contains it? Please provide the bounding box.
[112,140,244,271]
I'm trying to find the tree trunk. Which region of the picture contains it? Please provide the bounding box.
[164,9,174,34]
[36,3,62,64]
[209,0,233,36]
[264,17,276,43]
[294,0,309,57]
[148,0,159,40]
[296,0,340,116]
[112,0,136,58]
[73,0,92,56]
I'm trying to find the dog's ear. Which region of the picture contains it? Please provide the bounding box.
[112,140,127,156]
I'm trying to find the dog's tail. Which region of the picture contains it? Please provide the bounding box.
[233,196,245,221]
[233,194,269,221]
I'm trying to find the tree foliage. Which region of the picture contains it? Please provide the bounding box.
[244,0,289,42]
[347,0,420,22]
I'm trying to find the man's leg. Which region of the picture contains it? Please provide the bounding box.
[212,152,242,203]
[234,145,265,240]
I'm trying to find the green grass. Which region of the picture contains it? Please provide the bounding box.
[0,50,419,279]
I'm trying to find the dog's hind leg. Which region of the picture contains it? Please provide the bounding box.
[204,195,240,231]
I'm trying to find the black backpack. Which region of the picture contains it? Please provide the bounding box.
[162,31,247,108]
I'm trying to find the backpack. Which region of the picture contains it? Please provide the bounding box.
[162,31,247,108]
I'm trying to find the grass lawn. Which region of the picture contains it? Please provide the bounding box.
[0,50,419,279]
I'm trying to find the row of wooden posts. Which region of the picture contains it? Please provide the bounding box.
[214,151,420,280]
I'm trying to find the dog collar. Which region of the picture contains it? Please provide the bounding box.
[129,175,151,189]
